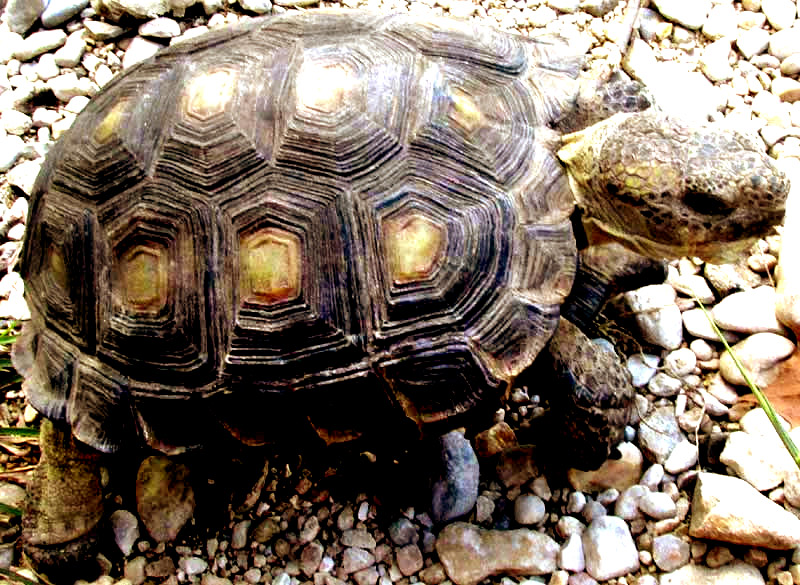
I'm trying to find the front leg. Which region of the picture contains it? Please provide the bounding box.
[22,419,104,580]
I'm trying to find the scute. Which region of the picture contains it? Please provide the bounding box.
[16,11,583,452]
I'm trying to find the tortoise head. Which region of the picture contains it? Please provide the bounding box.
[557,109,789,262]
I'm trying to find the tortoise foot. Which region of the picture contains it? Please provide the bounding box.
[21,420,104,580]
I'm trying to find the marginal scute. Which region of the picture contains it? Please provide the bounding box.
[118,243,168,314]
[239,227,302,306]
[182,69,237,120]
[382,211,446,285]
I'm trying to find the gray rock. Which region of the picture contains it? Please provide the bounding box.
[614,485,647,520]
[663,439,699,474]
[84,20,127,41]
[514,494,546,525]
[430,430,479,523]
[637,406,683,464]
[665,347,697,377]
[92,0,172,19]
[342,548,376,574]
[231,520,250,549]
[651,535,690,572]
[139,17,182,38]
[582,516,639,581]
[626,353,659,387]
[5,0,47,34]
[54,30,87,68]
[13,30,68,61]
[638,8,673,41]
[110,509,140,556]
[179,557,208,576]
[41,0,90,27]
[388,518,417,546]
[647,373,683,397]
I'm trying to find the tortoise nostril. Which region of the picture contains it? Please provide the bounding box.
[684,190,735,216]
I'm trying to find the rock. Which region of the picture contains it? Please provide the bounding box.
[396,544,423,576]
[179,557,208,576]
[567,442,643,493]
[54,30,87,68]
[682,308,738,342]
[700,39,734,82]
[388,518,418,546]
[497,446,540,488]
[719,430,795,491]
[122,37,163,69]
[637,491,677,519]
[712,286,787,335]
[701,3,738,39]
[647,372,683,397]
[664,348,697,378]
[651,535,690,572]
[436,523,558,585]
[661,562,765,585]
[5,0,47,34]
[300,542,323,577]
[637,406,683,464]
[7,160,42,196]
[139,17,182,38]
[651,0,710,29]
[581,516,639,581]
[474,422,517,458]
[13,30,68,61]
[761,0,797,30]
[770,27,800,60]
[136,456,195,543]
[514,494,546,525]
[625,284,682,350]
[92,0,172,19]
[558,533,585,572]
[626,353,659,387]
[614,485,647,520]
[689,472,800,549]
[110,509,140,556]
[341,528,376,549]
[663,439,698,474]
[84,20,127,41]
[41,0,90,27]
[342,548,375,574]
[719,332,796,387]
[1,110,32,136]
[430,431,479,523]
[736,27,771,59]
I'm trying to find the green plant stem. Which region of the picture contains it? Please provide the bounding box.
[0,427,39,438]
[0,568,40,585]
[696,297,800,471]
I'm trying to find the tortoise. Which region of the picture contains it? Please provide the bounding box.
[10,7,788,578]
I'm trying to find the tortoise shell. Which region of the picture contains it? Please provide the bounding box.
[15,10,584,453]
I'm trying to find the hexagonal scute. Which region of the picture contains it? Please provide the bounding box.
[382,209,446,286]
[239,227,302,307]
[96,188,214,385]
[219,172,364,380]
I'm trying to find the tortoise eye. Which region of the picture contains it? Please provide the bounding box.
[684,190,734,216]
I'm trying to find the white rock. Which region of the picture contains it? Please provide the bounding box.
[663,439,698,474]
[41,0,90,28]
[614,485,647,520]
[6,160,41,196]
[682,308,739,342]
[769,26,800,60]
[664,347,697,377]
[53,30,86,68]
[1,110,32,136]
[638,406,683,464]
[700,38,734,82]
[139,17,182,38]
[739,407,790,437]
[582,516,639,581]
[690,339,714,362]
[514,494,546,525]
[626,353,659,387]
[661,562,765,585]
[701,3,738,39]
[239,0,273,12]
[648,372,683,397]
[719,332,796,387]
[122,37,163,69]
[690,472,800,549]
[720,431,793,491]
[712,286,788,335]
[558,533,585,572]
[110,509,139,556]
[651,534,690,572]
[13,30,68,62]
[773,77,800,103]
[625,284,683,350]
[637,491,677,519]
[5,0,47,34]
[670,273,715,303]
[761,0,797,30]
[48,72,87,101]
[736,27,771,60]
[0,135,26,172]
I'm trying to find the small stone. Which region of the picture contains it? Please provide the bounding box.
[41,0,90,27]
[690,339,714,362]
[701,3,738,39]
[342,548,375,574]
[567,442,643,493]
[637,406,683,464]
[54,30,86,67]
[664,348,697,377]
[567,491,587,514]
[706,374,739,405]
[239,0,273,12]
[773,77,800,103]
[719,430,794,491]
[84,20,126,41]
[431,431,479,523]
[614,485,647,520]
[690,472,800,549]
[719,332,796,387]
[5,0,47,34]
[139,17,182,38]
[647,372,683,397]
[737,27,771,60]
[474,422,517,458]
[712,287,787,335]
[582,516,639,581]
[179,557,208,576]
[123,37,163,69]
[300,542,324,577]
[13,30,68,61]
[663,439,698,474]
[662,562,766,585]
[515,494,546,525]
[626,354,659,387]
[251,518,280,543]
[651,535,690,572]
[706,545,735,568]
[700,38,734,82]
[637,492,677,519]
[388,518,417,546]
[341,528,376,549]
[625,284,682,350]
[436,523,558,585]
[761,0,797,30]
[558,533,585,572]
[682,308,739,342]
[110,509,140,556]
[396,544,423,576]
[135,456,194,543]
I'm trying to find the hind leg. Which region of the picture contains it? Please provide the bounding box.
[22,419,104,580]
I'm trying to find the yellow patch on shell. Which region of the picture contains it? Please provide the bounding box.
[182,69,237,120]
[295,61,356,114]
[49,247,69,291]
[382,212,446,285]
[240,228,302,306]
[448,88,483,134]
[119,243,168,313]
[93,99,129,144]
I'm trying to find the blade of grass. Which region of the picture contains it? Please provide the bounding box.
[695,296,800,471]
[0,568,40,585]
[0,502,22,517]
[0,428,39,438]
